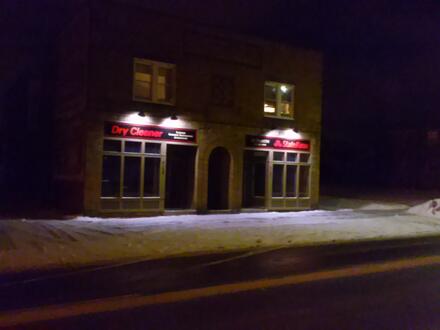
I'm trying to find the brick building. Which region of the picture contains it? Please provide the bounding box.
[53,0,322,216]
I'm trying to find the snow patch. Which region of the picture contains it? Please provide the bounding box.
[320,196,409,211]
[359,203,408,211]
[407,199,440,219]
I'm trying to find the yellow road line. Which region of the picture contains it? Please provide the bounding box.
[2,254,440,327]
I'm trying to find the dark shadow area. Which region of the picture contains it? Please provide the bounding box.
[165,145,197,209]
[242,150,267,208]
[208,147,230,210]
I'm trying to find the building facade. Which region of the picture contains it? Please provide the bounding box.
[53,0,322,216]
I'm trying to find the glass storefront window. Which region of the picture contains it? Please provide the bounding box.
[101,139,162,206]
[272,164,283,197]
[144,157,160,197]
[101,155,120,197]
[103,140,121,152]
[123,157,141,197]
[270,150,310,201]
[287,153,297,162]
[125,141,142,153]
[299,153,310,163]
[145,143,161,154]
[273,152,284,161]
[286,165,297,197]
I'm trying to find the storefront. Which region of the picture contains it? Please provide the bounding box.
[243,135,312,210]
[100,121,197,213]
[97,120,315,215]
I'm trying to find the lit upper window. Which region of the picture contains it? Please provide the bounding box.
[133,58,176,105]
[264,81,294,119]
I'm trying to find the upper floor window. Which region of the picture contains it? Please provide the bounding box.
[264,81,294,119]
[133,58,176,105]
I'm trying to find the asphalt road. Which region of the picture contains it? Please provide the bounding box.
[2,237,440,329]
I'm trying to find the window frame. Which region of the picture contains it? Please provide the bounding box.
[271,151,311,199]
[133,58,176,105]
[101,138,164,211]
[264,81,295,120]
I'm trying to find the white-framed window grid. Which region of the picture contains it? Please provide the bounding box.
[264,81,295,120]
[100,138,165,211]
[270,150,311,199]
[133,58,176,105]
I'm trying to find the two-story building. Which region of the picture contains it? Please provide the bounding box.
[53,0,322,216]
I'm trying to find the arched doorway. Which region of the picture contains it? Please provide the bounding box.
[208,147,230,210]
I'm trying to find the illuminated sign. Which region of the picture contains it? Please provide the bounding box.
[105,122,197,143]
[246,135,310,151]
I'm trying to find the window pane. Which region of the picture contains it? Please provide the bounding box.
[287,153,297,162]
[280,102,292,117]
[145,143,161,154]
[135,63,152,80]
[125,141,141,153]
[264,83,277,114]
[101,155,120,197]
[157,67,174,102]
[134,81,152,100]
[299,166,310,197]
[264,84,276,100]
[273,152,284,161]
[144,157,160,197]
[280,85,293,102]
[103,140,121,152]
[264,101,276,114]
[158,67,173,83]
[272,164,283,197]
[134,63,152,100]
[300,153,310,163]
[165,85,174,102]
[157,83,166,100]
[123,157,141,197]
[286,165,297,197]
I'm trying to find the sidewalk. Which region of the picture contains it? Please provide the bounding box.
[1,197,440,274]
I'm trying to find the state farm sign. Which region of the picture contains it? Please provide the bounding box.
[105,122,197,143]
[246,135,310,151]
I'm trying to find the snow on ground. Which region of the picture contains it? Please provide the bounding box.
[319,196,409,211]
[407,199,440,218]
[1,199,440,274]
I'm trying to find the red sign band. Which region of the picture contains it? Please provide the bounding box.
[105,122,197,143]
[246,135,310,151]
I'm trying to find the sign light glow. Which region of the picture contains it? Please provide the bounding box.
[105,121,197,143]
[246,135,310,151]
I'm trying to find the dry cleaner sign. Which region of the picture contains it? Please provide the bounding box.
[105,122,197,143]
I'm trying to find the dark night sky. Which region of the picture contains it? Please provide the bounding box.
[2,0,440,189]
[132,0,440,188]
[3,0,439,127]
